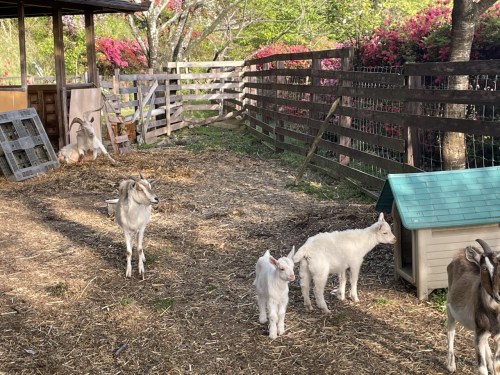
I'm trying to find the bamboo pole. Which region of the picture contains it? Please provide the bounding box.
[294,96,341,186]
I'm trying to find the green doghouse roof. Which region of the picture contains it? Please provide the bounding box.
[376,166,500,230]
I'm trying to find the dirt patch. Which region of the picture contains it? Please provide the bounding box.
[0,146,475,374]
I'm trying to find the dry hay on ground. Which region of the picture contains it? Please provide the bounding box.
[0,146,475,374]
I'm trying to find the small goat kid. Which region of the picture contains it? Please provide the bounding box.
[253,247,295,339]
[115,174,159,278]
[447,239,500,375]
[293,212,396,313]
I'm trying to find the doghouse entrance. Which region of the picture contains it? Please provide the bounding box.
[399,224,413,279]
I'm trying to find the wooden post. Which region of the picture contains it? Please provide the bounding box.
[248,64,257,129]
[338,47,354,166]
[137,84,144,144]
[53,8,67,148]
[113,68,120,96]
[261,62,270,137]
[164,74,171,136]
[17,2,27,90]
[308,55,321,153]
[85,11,98,86]
[403,76,422,168]
[275,61,285,153]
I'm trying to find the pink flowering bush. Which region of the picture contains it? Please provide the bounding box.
[358,0,500,66]
[250,41,310,69]
[96,37,148,76]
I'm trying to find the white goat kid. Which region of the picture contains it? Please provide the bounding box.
[69,108,116,164]
[446,239,500,375]
[293,212,396,313]
[253,247,295,339]
[115,174,159,278]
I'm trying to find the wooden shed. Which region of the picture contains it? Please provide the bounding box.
[0,0,150,150]
[376,166,500,300]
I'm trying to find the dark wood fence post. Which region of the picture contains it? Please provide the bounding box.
[339,47,353,165]
[308,54,321,153]
[403,75,422,168]
[275,61,285,153]
[261,62,271,137]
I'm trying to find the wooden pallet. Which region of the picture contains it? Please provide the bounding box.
[0,108,59,181]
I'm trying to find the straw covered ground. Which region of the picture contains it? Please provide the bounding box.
[0,131,476,374]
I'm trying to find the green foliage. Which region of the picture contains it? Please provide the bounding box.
[374,296,390,305]
[151,297,174,310]
[179,125,273,157]
[325,0,435,43]
[430,288,448,313]
[120,297,133,306]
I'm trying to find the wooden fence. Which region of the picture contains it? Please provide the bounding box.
[244,47,500,190]
[99,48,500,192]
[101,61,244,143]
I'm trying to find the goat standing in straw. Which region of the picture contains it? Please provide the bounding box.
[115,174,159,278]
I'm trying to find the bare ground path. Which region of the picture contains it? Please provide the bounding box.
[0,144,475,374]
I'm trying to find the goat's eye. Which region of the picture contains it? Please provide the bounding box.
[279,267,285,271]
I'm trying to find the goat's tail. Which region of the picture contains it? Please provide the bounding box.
[292,244,309,263]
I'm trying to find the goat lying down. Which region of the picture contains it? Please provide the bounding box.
[447,239,500,375]
[293,212,396,313]
[115,174,159,278]
[253,247,295,339]
[58,108,116,164]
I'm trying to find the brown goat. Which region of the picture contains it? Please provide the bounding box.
[446,239,500,374]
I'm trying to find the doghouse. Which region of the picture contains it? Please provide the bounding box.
[376,166,500,300]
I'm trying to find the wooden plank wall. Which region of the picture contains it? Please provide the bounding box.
[244,48,500,190]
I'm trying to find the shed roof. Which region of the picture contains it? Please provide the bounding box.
[376,166,500,230]
[0,0,150,18]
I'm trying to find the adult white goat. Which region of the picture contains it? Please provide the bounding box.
[253,247,295,339]
[293,212,396,313]
[64,108,116,164]
[115,173,159,278]
[446,239,500,375]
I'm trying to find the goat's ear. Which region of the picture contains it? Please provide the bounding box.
[139,172,145,180]
[378,212,385,223]
[269,256,278,268]
[465,246,482,266]
[287,246,295,259]
[149,179,157,186]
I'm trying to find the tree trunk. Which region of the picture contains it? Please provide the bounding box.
[442,0,498,170]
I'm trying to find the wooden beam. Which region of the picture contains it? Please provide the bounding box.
[53,7,67,148]
[17,1,27,90]
[85,11,98,86]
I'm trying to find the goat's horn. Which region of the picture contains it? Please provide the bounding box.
[476,239,493,254]
[82,106,103,122]
[70,117,84,130]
